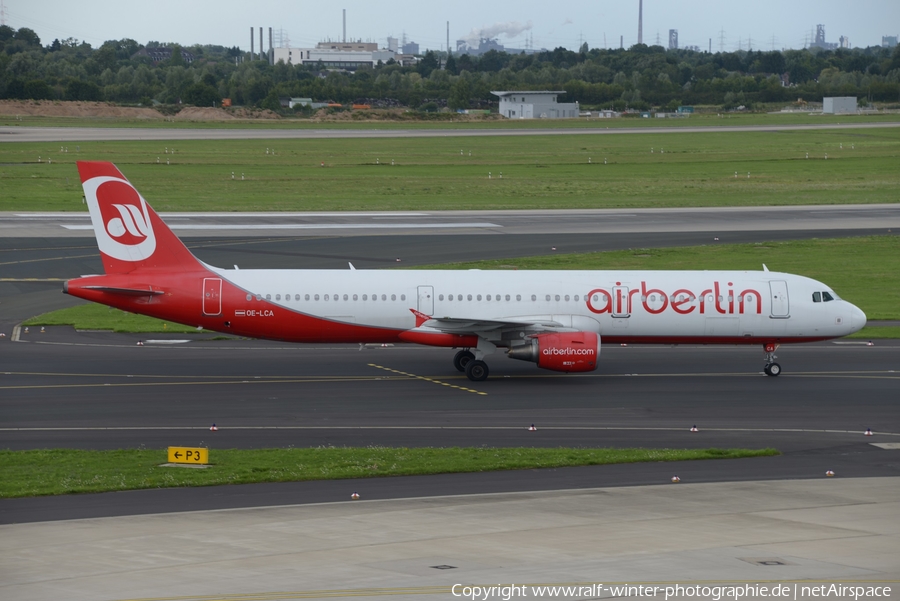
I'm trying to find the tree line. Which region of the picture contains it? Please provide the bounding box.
[2,25,899,112]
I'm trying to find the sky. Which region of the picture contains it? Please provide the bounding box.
[3,0,899,54]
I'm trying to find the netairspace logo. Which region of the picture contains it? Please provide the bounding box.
[450,583,894,600]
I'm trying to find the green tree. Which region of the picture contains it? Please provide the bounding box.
[183,82,219,106]
[447,77,470,110]
[168,44,185,67]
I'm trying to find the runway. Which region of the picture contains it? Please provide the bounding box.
[2,121,899,142]
[4,204,900,238]
[1,328,899,523]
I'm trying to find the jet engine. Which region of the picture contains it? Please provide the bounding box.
[506,332,600,373]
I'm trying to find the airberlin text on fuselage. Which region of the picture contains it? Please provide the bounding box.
[586,281,763,316]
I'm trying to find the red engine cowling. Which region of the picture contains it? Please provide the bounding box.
[506,332,600,373]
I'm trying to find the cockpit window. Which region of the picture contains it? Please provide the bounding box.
[812,292,822,303]
[822,291,835,302]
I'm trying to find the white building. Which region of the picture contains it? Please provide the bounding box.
[823,97,857,114]
[272,46,396,69]
[492,91,579,119]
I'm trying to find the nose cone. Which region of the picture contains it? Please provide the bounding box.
[850,304,867,333]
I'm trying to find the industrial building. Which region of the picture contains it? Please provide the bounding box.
[273,45,397,69]
[823,97,857,114]
[492,91,579,119]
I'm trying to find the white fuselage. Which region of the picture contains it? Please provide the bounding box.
[208,266,865,344]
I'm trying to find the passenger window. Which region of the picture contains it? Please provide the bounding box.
[266,294,271,300]
[401,294,406,301]
[477,294,482,301]
[323,294,329,301]
[531,294,536,301]
[573,295,578,301]
[344,294,349,301]
[813,292,821,303]
[382,294,386,301]
[335,294,339,301]
[391,294,396,301]
[353,294,358,301]
[448,294,453,301]
[486,294,491,301]
[372,294,377,301]
[822,291,834,302]
[565,295,570,301]
[246,294,252,301]
[516,294,521,301]
[304,294,310,301]
[314,294,319,301]
[275,294,281,301]
[295,294,300,301]
[555,295,560,301]
[467,294,472,301]
[439,294,444,301]
[362,294,367,301]
[546,295,551,301]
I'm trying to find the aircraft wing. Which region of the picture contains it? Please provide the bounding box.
[420,316,566,333]
[408,308,570,336]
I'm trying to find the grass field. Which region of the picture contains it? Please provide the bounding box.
[0,447,779,498]
[1,126,898,211]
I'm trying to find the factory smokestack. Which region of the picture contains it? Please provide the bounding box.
[447,21,450,55]
[259,27,263,61]
[250,27,254,59]
[638,0,643,45]
[268,27,273,63]
[343,9,346,43]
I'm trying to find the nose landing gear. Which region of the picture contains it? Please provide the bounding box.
[763,343,781,376]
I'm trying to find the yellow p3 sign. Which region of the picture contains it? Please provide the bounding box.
[167,447,209,464]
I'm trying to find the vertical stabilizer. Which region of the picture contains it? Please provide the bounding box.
[77,161,202,274]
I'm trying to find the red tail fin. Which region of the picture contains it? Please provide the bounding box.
[77,162,202,274]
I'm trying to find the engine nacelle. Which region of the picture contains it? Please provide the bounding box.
[507,332,600,373]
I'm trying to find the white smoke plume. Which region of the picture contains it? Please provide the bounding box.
[462,20,533,46]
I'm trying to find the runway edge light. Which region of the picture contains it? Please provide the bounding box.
[826,470,835,477]
[528,424,537,431]
[690,425,698,432]
[671,476,681,483]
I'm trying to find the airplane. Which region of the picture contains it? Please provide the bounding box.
[64,161,867,381]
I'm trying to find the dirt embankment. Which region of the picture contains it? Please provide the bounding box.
[0,100,163,118]
[0,100,283,121]
[0,100,496,122]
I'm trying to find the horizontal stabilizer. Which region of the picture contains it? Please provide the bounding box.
[81,285,164,296]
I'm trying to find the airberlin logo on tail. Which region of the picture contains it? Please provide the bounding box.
[83,176,156,262]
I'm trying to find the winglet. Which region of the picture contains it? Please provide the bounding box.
[349,262,356,271]
[762,263,769,272]
[409,308,431,327]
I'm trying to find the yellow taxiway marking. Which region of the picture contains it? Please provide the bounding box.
[0,376,404,391]
[368,363,487,396]
[0,253,98,267]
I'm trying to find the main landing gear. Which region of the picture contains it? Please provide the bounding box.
[763,343,781,377]
[453,349,489,382]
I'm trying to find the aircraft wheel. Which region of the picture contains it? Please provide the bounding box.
[465,360,489,382]
[453,350,475,373]
[767,363,782,377]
